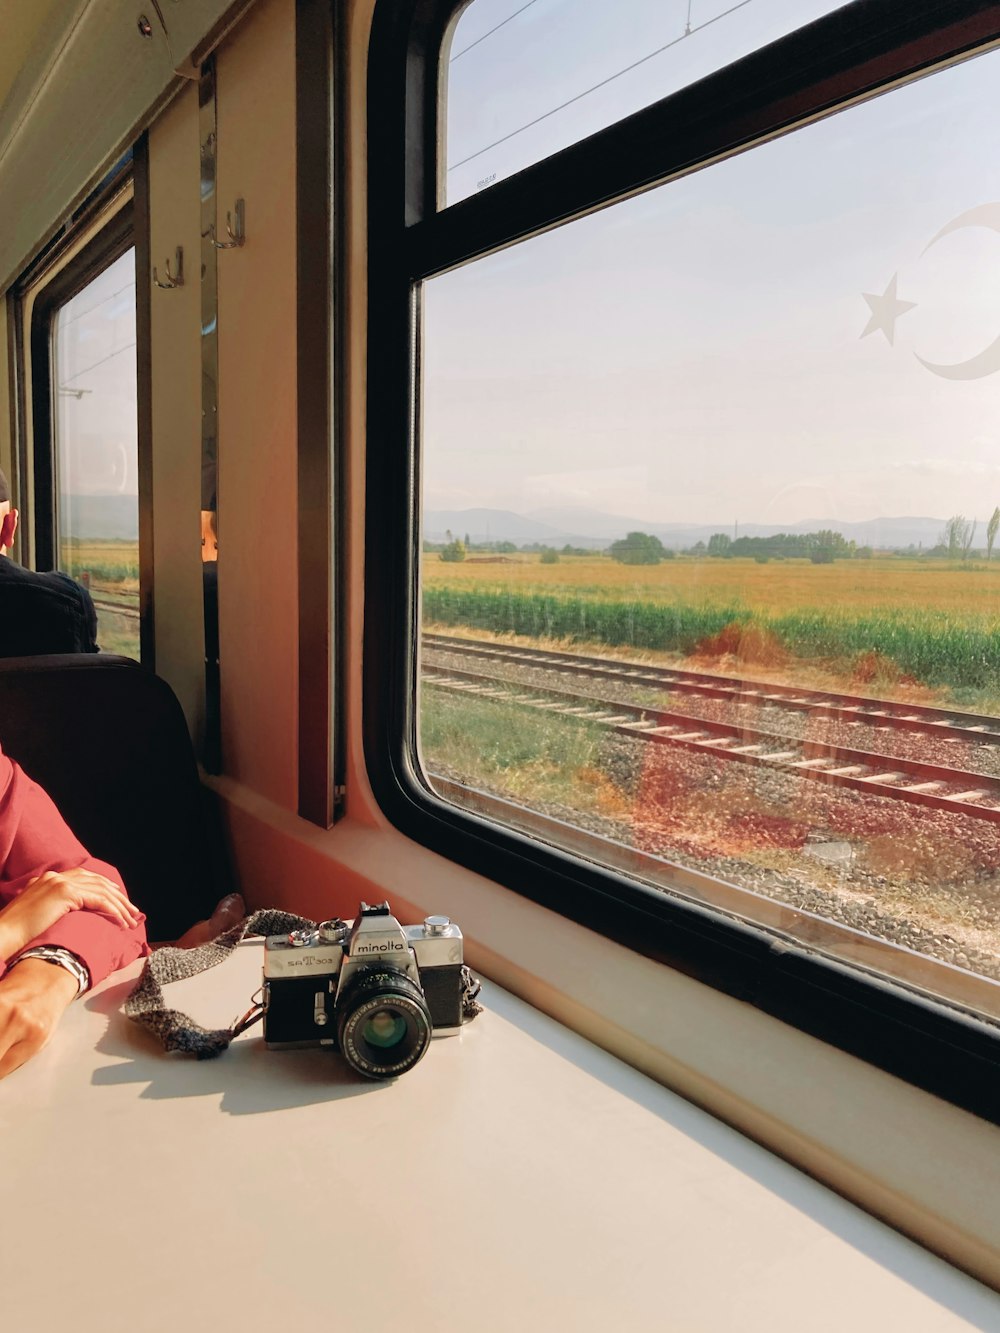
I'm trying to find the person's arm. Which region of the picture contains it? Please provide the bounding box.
[0,749,148,987]
[0,868,143,973]
[0,958,79,1079]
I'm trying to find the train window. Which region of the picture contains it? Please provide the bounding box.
[368,1,1000,1116]
[52,249,139,657]
[16,179,144,661]
[420,46,1000,1017]
[444,0,855,205]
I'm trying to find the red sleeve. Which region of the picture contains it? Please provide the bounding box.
[0,745,148,986]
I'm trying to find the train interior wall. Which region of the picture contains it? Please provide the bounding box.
[0,0,997,1288]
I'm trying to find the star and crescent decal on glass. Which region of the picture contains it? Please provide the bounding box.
[861,202,1000,380]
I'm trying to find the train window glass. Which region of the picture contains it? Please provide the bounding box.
[444,0,854,205]
[52,248,139,657]
[418,46,1000,1016]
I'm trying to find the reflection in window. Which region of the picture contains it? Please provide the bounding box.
[421,49,1000,1016]
[445,0,853,205]
[53,249,139,657]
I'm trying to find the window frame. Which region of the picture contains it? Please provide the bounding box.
[364,0,1000,1123]
[13,149,152,663]
[296,0,345,825]
[28,205,135,571]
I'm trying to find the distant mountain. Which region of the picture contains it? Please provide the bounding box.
[62,494,138,541]
[681,515,947,548]
[62,495,950,549]
[524,507,648,541]
[424,508,606,548]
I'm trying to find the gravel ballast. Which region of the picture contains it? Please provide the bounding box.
[423,649,1000,990]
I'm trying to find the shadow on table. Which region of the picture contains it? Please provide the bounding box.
[87,977,388,1115]
[487,987,1000,1328]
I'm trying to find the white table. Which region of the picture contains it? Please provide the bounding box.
[2,942,997,1332]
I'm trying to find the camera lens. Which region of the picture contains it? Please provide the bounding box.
[337,969,432,1079]
[362,1008,408,1048]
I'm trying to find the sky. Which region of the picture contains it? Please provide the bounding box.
[422,0,1000,528]
[55,247,138,499]
[444,0,851,205]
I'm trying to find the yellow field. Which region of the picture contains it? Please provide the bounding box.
[59,540,139,591]
[422,554,1000,619]
[60,539,138,563]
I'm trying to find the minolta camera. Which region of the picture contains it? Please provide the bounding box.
[261,901,473,1079]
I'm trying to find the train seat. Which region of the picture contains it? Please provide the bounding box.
[0,654,225,941]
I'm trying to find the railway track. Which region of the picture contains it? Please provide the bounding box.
[422,663,1000,825]
[423,632,1000,747]
[92,595,140,621]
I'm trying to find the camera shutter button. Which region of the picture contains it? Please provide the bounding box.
[424,915,451,936]
[288,928,319,947]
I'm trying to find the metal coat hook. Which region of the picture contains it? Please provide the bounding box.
[153,247,184,289]
[212,198,246,249]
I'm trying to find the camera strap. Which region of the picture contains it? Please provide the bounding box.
[123,909,483,1060]
[124,909,312,1058]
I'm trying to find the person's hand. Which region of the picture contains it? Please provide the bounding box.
[0,958,78,1079]
[0,867,142,962]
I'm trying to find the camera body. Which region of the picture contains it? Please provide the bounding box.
[262,901,467,1078]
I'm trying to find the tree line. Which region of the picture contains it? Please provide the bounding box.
[700,530,858,563]
[427,511,1000,565]
[427,532,594,563]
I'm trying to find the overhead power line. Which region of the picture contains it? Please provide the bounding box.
[59,340,137,387]
[450,0,542,62]
[448,0,756,173]
[56,280,136,333]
